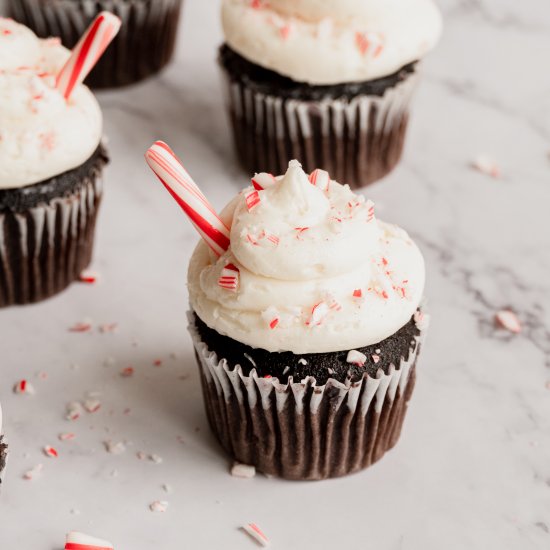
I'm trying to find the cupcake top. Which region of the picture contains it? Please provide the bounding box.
[222,0,442,85]
[188,161,425,354]
[0,18,103,190]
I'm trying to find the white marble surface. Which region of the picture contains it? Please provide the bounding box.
[1,0,550,548]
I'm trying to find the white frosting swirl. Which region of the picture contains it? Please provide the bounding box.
[188,161,425,354]
[222,0,443,84]
[0,18,103,189]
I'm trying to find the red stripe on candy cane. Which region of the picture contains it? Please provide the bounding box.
[56,12,121,99]
[145,142,230,256]
[308,169,330,191]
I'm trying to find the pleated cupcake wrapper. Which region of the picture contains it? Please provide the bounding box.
[0,436,7,489]
[8,0,183,88]
[0,176,103,307]
[220,66,419,189]
[189,312,428,480]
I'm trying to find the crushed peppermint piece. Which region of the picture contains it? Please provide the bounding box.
[306,302,330,326]
[298,359,308,366]
[352,289,363,299]
[231,463,256,479]
[282,366,290,375]
[78,270,98,284]
[495,310,521,334]
[218,263,240,291]
[242,523,270,547]
[69,322,92,333]
[137,451,147,460]
[59,433,75,442]
[346,350,367,367]
[245,190,261,211]
[83,398,101,413]
[150,454,163,464]
[371,354,380,364]
[23,464,43,481]
[43,446,59,458]
[13,379,35,395]
[149,500,169,513]
[120,366,134,377]
[251,172,276,190]
[279,23,292,40]
[153,359,163,367]
[365,200,375,222]
[104,441,126,455]
[99,323,118,333]
[261,306,280,330]
[308,169,330,191]
[413,310,429,330]
[471,154,500,178]
[64,532,113,550]
[66,401,84,421]
[162,484,173,494]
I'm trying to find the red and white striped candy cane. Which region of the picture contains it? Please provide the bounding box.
[65,531,113,550]
[145,141,231,256]
[56,12,121,99]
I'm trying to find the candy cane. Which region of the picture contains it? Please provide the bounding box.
[308,169,330,191]
[56,12,121,99]
[65,532,113,550]
[251,172,277,191]
[145,141,230,256]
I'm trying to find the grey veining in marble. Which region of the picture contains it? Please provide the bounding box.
[0,0,549,548]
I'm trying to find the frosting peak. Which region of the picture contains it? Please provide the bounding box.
[0,18,102,189]
[222,0,442,84]
[189,162,425,354]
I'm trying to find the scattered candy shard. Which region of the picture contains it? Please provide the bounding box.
[346,350,367,367]
[104,441,126,455]
[242,523,270,547]
[149,500,169,513]
[23,464,43,481]
[231,463,256,479]
[43,446,58,458]
[65,531,114,550]
[495,310,521,334]
[471,154,501,178]
[13,380,35,395]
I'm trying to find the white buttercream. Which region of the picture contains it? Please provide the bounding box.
[188,161,425,354]
[222,0,443,84]
[0,18,103,189]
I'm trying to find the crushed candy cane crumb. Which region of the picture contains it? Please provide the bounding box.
[23,464,43,481]
[346,350,367,367]
[43,446,59,458]
[66,401,84,421]
[104,441,126,455]
[231,462,256,479]
[471,154,501,178]
[242,523,270,547]
[13,379,35,395]
[495,310,521,334]
[149,500,169,513]
[83,398,101,413]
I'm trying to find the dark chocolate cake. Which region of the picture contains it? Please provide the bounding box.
[219,44,417,101]
[194,311,420,385]
[0,437,7,484]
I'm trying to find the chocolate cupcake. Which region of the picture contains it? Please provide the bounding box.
[0,403,7,488]
[185,161,429,480]
[219,0,442,188]
[0,18,110,307]
[7,0,184,88]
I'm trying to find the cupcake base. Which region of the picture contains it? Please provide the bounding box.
[219,45,419,189]
[0,146,108,307]
[190,311,427,480]
[7,0,183,88]
[0,436,7,487]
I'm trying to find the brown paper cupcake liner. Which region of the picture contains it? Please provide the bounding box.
[220,66,419,189]
[0,436,7,489]
[0,171,103,308]
[189,313,427,481]
[8,0,183,88]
